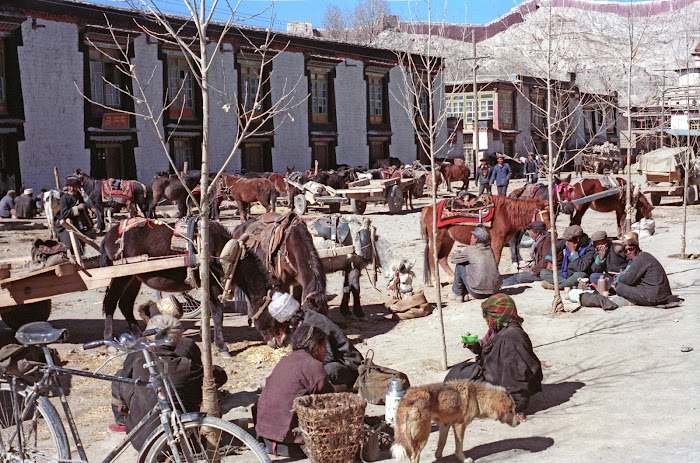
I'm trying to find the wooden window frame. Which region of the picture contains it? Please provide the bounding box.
[167,56,194,118]
[240,61,262,114]
[479,93,495,120]
[498,91,514,128]
[89,49,122,109]
[310,70,329,123]
[368,75,384,124]
[173,138,193,171]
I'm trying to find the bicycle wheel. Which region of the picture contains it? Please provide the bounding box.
[143,416,269,463]
[0,378,70,463]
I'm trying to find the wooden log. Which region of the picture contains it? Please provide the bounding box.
[60,220,100,251]
[316,245,355,259]
[571,188,621,206]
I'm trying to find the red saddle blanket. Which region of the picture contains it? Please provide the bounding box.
[117,217,152,235]
[101,180,134,204]
[437,195,495,228]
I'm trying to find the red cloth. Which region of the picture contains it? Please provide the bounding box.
[437,198,495,228]
[255,349,334,444]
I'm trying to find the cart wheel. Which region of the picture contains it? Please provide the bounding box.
[350,199,367,215]
[294,195,308,215]
[612,161,620,174]
[178,288,202,319]
[649,193,661,206]
[686,186,696,206]
[387,185,403,214]
[328,202,341,214]
[1,300,52,331]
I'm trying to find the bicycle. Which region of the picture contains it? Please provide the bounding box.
[0,321,270,463]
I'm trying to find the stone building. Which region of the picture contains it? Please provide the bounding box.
[0,0,446,193]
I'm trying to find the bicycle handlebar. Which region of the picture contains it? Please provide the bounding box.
[82,329,172,353]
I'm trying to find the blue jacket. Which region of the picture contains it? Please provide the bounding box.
[489,163,512,186]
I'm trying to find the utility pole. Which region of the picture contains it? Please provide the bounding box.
[472,30,479,172]
[654,69,671,149]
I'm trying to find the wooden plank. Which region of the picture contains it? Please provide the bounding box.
[379,177,400,187]
[335,188,384,195]
[571,188,621,206]
[349,178,370,188]
[315,245,355,259]
[60,220,100,251]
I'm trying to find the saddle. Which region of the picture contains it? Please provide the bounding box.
[436,195,495,228]
[313,216,351,244]
[118,217,151,235]
[172,217,198,267]
[243,212,299,272]
[599,175,619,191]
[509,183,545,200]
[101,179,135,204]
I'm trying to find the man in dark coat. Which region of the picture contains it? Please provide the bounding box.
[269,299,364,390]
[14,189,36,219]
[613,233,672,306]
[476,158,493,196]
[503,221,551,286]
[0,189,15,218]
[540,224,596,289]
[56,176,93,256]
[523,153,538,184]
[445,293,542,422]
[589,230,628,287]
[450,226,502,300]
[489,154,512,196]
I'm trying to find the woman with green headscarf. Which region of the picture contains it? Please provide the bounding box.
[445,293,542,422]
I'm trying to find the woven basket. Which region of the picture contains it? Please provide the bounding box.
[293,392,366,463]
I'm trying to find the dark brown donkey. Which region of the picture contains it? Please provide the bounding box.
[99,219,287,356]
[218,174,277,221]
[149,172,200,218]
[439,161,471,192]
[420,195,549,285]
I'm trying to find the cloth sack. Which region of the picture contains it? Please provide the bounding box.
[30,239,69,271]
[354,350,410,405]
[0,344,54,377]
[579,292,619,311]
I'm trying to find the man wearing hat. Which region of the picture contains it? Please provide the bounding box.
[14,189,37,219]
[0,189,16,218]
[540,224,596,289]
[489,154,512,196]
[56,176,93,256]
[589,230,628,287]
[612,232,672,306]
[503,220,551,286]
[523,153,538,184]
[477,158,493,196]
[449,226,502,301]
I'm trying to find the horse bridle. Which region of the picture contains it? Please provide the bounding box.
[250,289,274,323]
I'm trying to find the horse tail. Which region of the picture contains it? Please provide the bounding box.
[100,233,113,267]
[270,183,278,213]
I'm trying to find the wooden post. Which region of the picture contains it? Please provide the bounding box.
[0,264,11,280]
[67,230,83,268]
[53,167,61,190]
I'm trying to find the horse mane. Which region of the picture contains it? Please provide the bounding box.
[491,194,547,227]
[292,221,327,308]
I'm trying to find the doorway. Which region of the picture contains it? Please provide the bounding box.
[93,144,124,179]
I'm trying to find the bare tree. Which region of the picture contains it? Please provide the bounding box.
[391,2,452,370]
[351,0,391,44]
[323,4,348,40]
[81,0,302,415]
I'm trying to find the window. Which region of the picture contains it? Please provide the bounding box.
[89,49,121,109]
[479,93,494,120]
[446,96,464,118]
[173,138,193,171]
[419,88,429,118]
[465,96,474,124]
[368,75,383,124]
[240,62,261,113]
[167,56,194,117]
[310,70,328,122]
[498,92,514,128]
[532,92,545,129]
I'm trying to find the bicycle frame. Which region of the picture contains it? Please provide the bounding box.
[3,338,192,463]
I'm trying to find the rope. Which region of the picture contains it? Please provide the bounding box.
[250,289,273,322]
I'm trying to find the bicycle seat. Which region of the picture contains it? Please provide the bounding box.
[15,322,68,346]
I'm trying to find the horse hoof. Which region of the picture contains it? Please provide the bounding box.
[217,347,232,359]
[353,309,367,320]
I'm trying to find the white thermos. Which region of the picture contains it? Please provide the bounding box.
[384,378,406,425]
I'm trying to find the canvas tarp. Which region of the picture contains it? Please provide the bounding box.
[637,147,688,175]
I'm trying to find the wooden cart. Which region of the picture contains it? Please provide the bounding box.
[287,179,348,215]
[637,147,700,206]
[335,177,412,215]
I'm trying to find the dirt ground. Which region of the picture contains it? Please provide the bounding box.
[1,174,698,462]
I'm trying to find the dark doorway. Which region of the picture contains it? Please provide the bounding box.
[92,144,124,179]
[312,141,336,171]
[369,140,386,168]
[242,142,272,173]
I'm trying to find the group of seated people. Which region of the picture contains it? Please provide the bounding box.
[450,220,673,307]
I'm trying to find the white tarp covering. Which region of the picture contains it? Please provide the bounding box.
[637,147,688,174]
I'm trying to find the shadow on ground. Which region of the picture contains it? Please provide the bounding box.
[461,436,555,461]
[529,381,585,415]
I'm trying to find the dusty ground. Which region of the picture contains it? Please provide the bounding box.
[1,174,698,462]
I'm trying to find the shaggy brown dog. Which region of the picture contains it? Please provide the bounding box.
[391,380,519,463]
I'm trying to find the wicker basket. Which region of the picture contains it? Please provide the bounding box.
[293,392,366,463]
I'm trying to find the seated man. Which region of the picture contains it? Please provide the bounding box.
[589,230,627,287]
[450,227,502,301]
[268,297,363,390]
[14,189,36,219]
[110,315,227,450]
[540,225,596,290]
[613,233,672,306]
[0,189,16,218]
[503,220,551,286]
[444,294,542,422]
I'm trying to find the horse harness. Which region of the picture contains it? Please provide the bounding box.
[243,211,300,278]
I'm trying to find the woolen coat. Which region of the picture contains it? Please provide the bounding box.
[616,252,672,306]
[450,243,502,294]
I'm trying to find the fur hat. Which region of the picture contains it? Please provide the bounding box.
[472,227,490,244]
[146,314,183,347]
[6,190,15,196]
[590,230,608,242]
[268,291,300,323]
[563,225,584,240]
[527,221,547,233]
[65,176,81,187]
[623,231,639,248]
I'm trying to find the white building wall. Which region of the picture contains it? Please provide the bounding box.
[132,34,165,181]
[207,44,238,173]
[432,72,449,159]
[514,91,534,155]
[388,66,417,164]
[270,51,310,172]
[17,21,89,191]
[335,58,368,168]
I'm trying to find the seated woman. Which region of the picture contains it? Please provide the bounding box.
[444,293,542,422]
[255,324,334,458]
[612,232,672,306]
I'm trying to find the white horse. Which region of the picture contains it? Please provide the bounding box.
[43,189,61,239]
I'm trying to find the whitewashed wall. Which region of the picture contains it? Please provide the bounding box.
[270,51,309,172]
[388,66,417,164]
[18,21,89,191]
[206,44,238,173]
[335,58,368,168]
[132,34,164,181]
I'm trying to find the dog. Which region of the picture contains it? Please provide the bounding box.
[391,380,519,463]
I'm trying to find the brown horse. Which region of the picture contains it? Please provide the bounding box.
[570,177,654,238]
[268,173,287,195]
[99,219,287,356]
[420,195,549,285]
[439,162,471,192]
[149,173,200,218]
[218,174,277,221]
